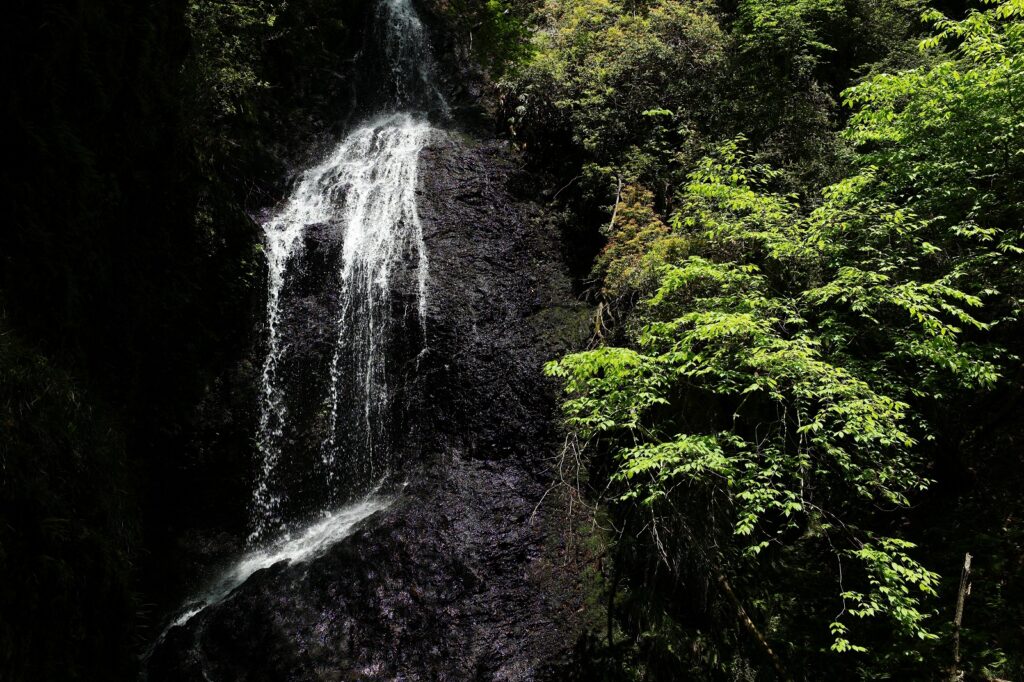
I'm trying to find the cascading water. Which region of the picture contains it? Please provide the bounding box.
[250,0,444,544]
[374,0,449,115]
[152,0,444,639]
[251,113,430,543]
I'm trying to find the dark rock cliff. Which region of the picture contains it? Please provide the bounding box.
[147,132,594,680]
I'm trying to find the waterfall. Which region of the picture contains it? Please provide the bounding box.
[143,0,444,652]
[251,114,430,543]
[375,0,449,115]
[251,0,442,544]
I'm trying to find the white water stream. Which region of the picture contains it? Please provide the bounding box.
[173,496,393,628]
[251,0,442,543]
[145,494,392,663]
[152,0,443,644]
[252,113,430,543]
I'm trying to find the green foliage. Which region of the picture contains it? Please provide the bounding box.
[186,1,277,122]
[550,143,963,662]
[727,0,925,187]
[841,0,1024,323]
[501,0,924,200]
[546,1,1024,676]
[502,0,727,193]
[183,0,281,170]
[593,186,689,302]
[435,0,533,75]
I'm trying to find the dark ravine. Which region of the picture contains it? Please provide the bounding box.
[147,131,595,679]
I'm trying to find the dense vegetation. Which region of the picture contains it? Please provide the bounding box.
[2,0,1020,679]
[499,0,1023,678]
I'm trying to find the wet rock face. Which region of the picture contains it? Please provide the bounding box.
[416,134,587,467]
[150,463,560,681]
[147,132,592,680]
